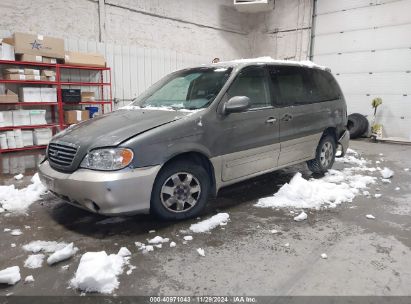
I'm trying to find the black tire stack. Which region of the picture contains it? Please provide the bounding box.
[347,113,369,139]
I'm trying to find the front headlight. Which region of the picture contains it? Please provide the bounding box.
[80,148,134,171]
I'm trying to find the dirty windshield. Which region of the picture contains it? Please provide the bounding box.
[133,67,232,110]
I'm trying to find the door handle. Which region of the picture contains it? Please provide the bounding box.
[265,117,277,124]
[281,114,293,121]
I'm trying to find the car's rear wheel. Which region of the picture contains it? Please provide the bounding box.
[150,160,210,220]
[307,134,336,175]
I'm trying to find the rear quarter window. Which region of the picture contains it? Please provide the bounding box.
[307,69,341,102]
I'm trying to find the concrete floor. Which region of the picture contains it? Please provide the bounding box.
[0,140,410,296]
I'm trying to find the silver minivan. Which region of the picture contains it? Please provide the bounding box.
[39,59,349,220]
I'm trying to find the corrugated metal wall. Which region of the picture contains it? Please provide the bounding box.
[64,38,210,108]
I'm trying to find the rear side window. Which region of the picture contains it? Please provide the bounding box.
[227,66,271,109]
[268,66,310,106]
[307,69,341,102]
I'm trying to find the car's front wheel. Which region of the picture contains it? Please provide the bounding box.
[150,160,210,220]
[307,134,336,175]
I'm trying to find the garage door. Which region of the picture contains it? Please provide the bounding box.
[312,0,411,139]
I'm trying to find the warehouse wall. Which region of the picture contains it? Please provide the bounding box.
[0,0,251,60]
[249,0,313,60]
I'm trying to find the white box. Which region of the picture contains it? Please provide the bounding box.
[0,40,15,61]
[29,110,47,125]
[12,110,31,126]
[22,130,34,147]
[7,136,16,149]
[0,133,8,149]
[40,88,57,102]
[0,111,13,127]
[33,128,52,145]
[14,129,23,148]
[19,87,42,102]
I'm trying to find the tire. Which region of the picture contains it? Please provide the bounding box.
[307,134,336,175]
[347,113,368,139]
[150,160,210,220]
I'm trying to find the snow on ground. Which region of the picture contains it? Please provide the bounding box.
[117,247,131,257]
[321,253,328,259]
[147,236,170,244]
[24,254,45,269]
[24,275,34,283]
[293,211,307,222]
[183,236,193,241]
[381,167,394,179]
[197,248,205,257]
[170,242,176,248]
[23,241,68,253]
[0,173,46,213]
[14,174,24,180]
[70,251,127,294]
[189,213,229,233]
[366,214,376,220]
[10,229,22,236]
[47,243,78,265]
[256,149,378,210]
[0,266,21,285]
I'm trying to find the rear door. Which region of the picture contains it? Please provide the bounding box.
[268,65,324,166]
[219,65,280,181]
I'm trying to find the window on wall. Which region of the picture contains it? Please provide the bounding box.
[227,66,271,109]
[268,66,310,106]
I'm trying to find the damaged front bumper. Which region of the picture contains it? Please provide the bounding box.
[38,160,161,215]
[336,130,349,158]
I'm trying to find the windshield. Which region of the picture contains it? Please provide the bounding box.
[132,67,232,110]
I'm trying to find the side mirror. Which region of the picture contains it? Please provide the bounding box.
[224,96,250,114]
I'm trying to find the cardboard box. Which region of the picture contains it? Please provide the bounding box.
[24,68,40,75]
[64,51,105,67]
[4,74,45,81]
[22,130,34,147]
[81,91,96,102]
[0,89,18,103]
[4,32,65,59]
[42,57,57,64]
[0,111,13,127]
[19,87,41,102]
[41,70,55,77]
[18,54,43,63]
[0,39,15,61]
[3,68,24,74]
[65,110,89,124]
[29,110,47,125]
[40,88,57,102]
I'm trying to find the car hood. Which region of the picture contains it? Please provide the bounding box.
[52,108,191,149]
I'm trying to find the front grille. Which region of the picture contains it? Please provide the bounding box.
[48,142,78,167]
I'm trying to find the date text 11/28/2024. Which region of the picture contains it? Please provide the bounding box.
[149,296,257,303]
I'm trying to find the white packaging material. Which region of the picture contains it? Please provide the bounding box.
[29,110,47,125]
[33,129,53,145]
[0,111,13,127]
[22,131,34,147]
[19,88,41,102]
[14,129,23,148]
[7,136,16,149]
[12,110,31,126]
[40,88,57,102]
[0,133,8,149]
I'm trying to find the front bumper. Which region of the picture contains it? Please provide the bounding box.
[336,130,349,157]
[38,160,161,215]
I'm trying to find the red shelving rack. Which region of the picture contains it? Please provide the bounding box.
[0,60,113,153]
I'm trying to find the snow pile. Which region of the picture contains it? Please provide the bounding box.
[117,247,131,257]
[380,167,394,179]
[70,251,126,294]
[170,242,176,248]
[24,254,45,269]
[335,154,368,166]
[47,243,78,265]
[0,173,47,212]
[189,213,230,233]
[10,229,23,236]
[183,236,193,241]
[197,248,205,257]
[147,236,169,244]
[24,275,35,283]
[14,174,24,180]
[0,266,21,285]
[366,214,376,220]
[135,242,154,254]
[23,240,68,253]
[256,170,376,209]
[293,211,307,222]
[321,253,328,259]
